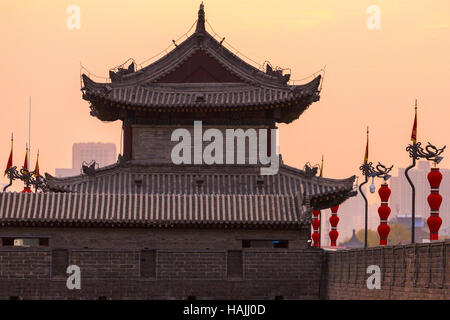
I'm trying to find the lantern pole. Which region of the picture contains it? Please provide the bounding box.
[359,162,393,248]
[405,142,445,243]
[358,175,369,248]
[404,156,416,243]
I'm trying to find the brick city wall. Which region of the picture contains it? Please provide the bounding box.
[1,227,449,299]
[324,240,450,300]
[0,247,324,300]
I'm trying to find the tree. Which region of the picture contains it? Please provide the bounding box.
[355,229,378,247]
[354,224,412,247]
[387,223,411,245]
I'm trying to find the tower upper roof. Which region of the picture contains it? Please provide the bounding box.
[81,4,322,124]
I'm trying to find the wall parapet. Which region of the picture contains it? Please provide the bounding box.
[324,240,450,300]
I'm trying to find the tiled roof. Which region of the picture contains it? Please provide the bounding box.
[1,165,355,228]
[81,10,322,115]
[45,163,353,195]
[45,163,355,210]
[0,192,306,228]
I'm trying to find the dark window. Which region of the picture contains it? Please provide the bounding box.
[227,250,243,279]
[52,249,69,278]
[187,296,196,300]
[39,238,49,246]
[2,237,14,246]
[9,296,20,300]
[1,237,49,247]
[241,240,289,248]
[273,240,289,248]
[140,250,156,279]
[98,296,108,300]
[274,296,284,300]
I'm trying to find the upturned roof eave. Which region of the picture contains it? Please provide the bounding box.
[81,75,321,114]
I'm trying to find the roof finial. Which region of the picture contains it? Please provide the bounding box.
[196,2,206,33]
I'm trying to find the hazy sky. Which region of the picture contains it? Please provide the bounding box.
[1,0,449,199]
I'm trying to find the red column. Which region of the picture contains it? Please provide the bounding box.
[329,206,339,247]
[427,168,443,241]
[311,209,320,247]
[377,183,391,246]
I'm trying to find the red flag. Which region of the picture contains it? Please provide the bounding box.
[33,150,40,177]
[23,145,29,172]
[4,134,13,176]
[363,127,369,165]
[411,102,417,144]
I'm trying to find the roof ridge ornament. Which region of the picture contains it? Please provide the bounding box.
[195,2,206,33]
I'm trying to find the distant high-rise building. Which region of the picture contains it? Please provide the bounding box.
[389,161,449,235]
[55,142,117,177]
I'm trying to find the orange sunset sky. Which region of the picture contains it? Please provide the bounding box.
[1,0,449,199]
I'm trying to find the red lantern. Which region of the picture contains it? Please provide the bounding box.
[329,215,339,227]
[427,216,442,240]
[329,230,339,243]
[378,185,391,202]
[312,232,320,243]
[312,219,320,230]
[377,183,391,246]
[427,193,442,211]
[428,168,442,189]
[427,168,443,241]
[329,206,339,247]
[377,224,390,245]
[378,206,391,220]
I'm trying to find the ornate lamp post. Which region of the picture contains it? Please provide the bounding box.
[405,142,445,242]
[359,162,393,248]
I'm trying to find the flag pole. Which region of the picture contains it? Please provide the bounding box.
[405,99,418,243]
[3,133,14,191]
[359,126,370,248]
[29,96,31,161]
